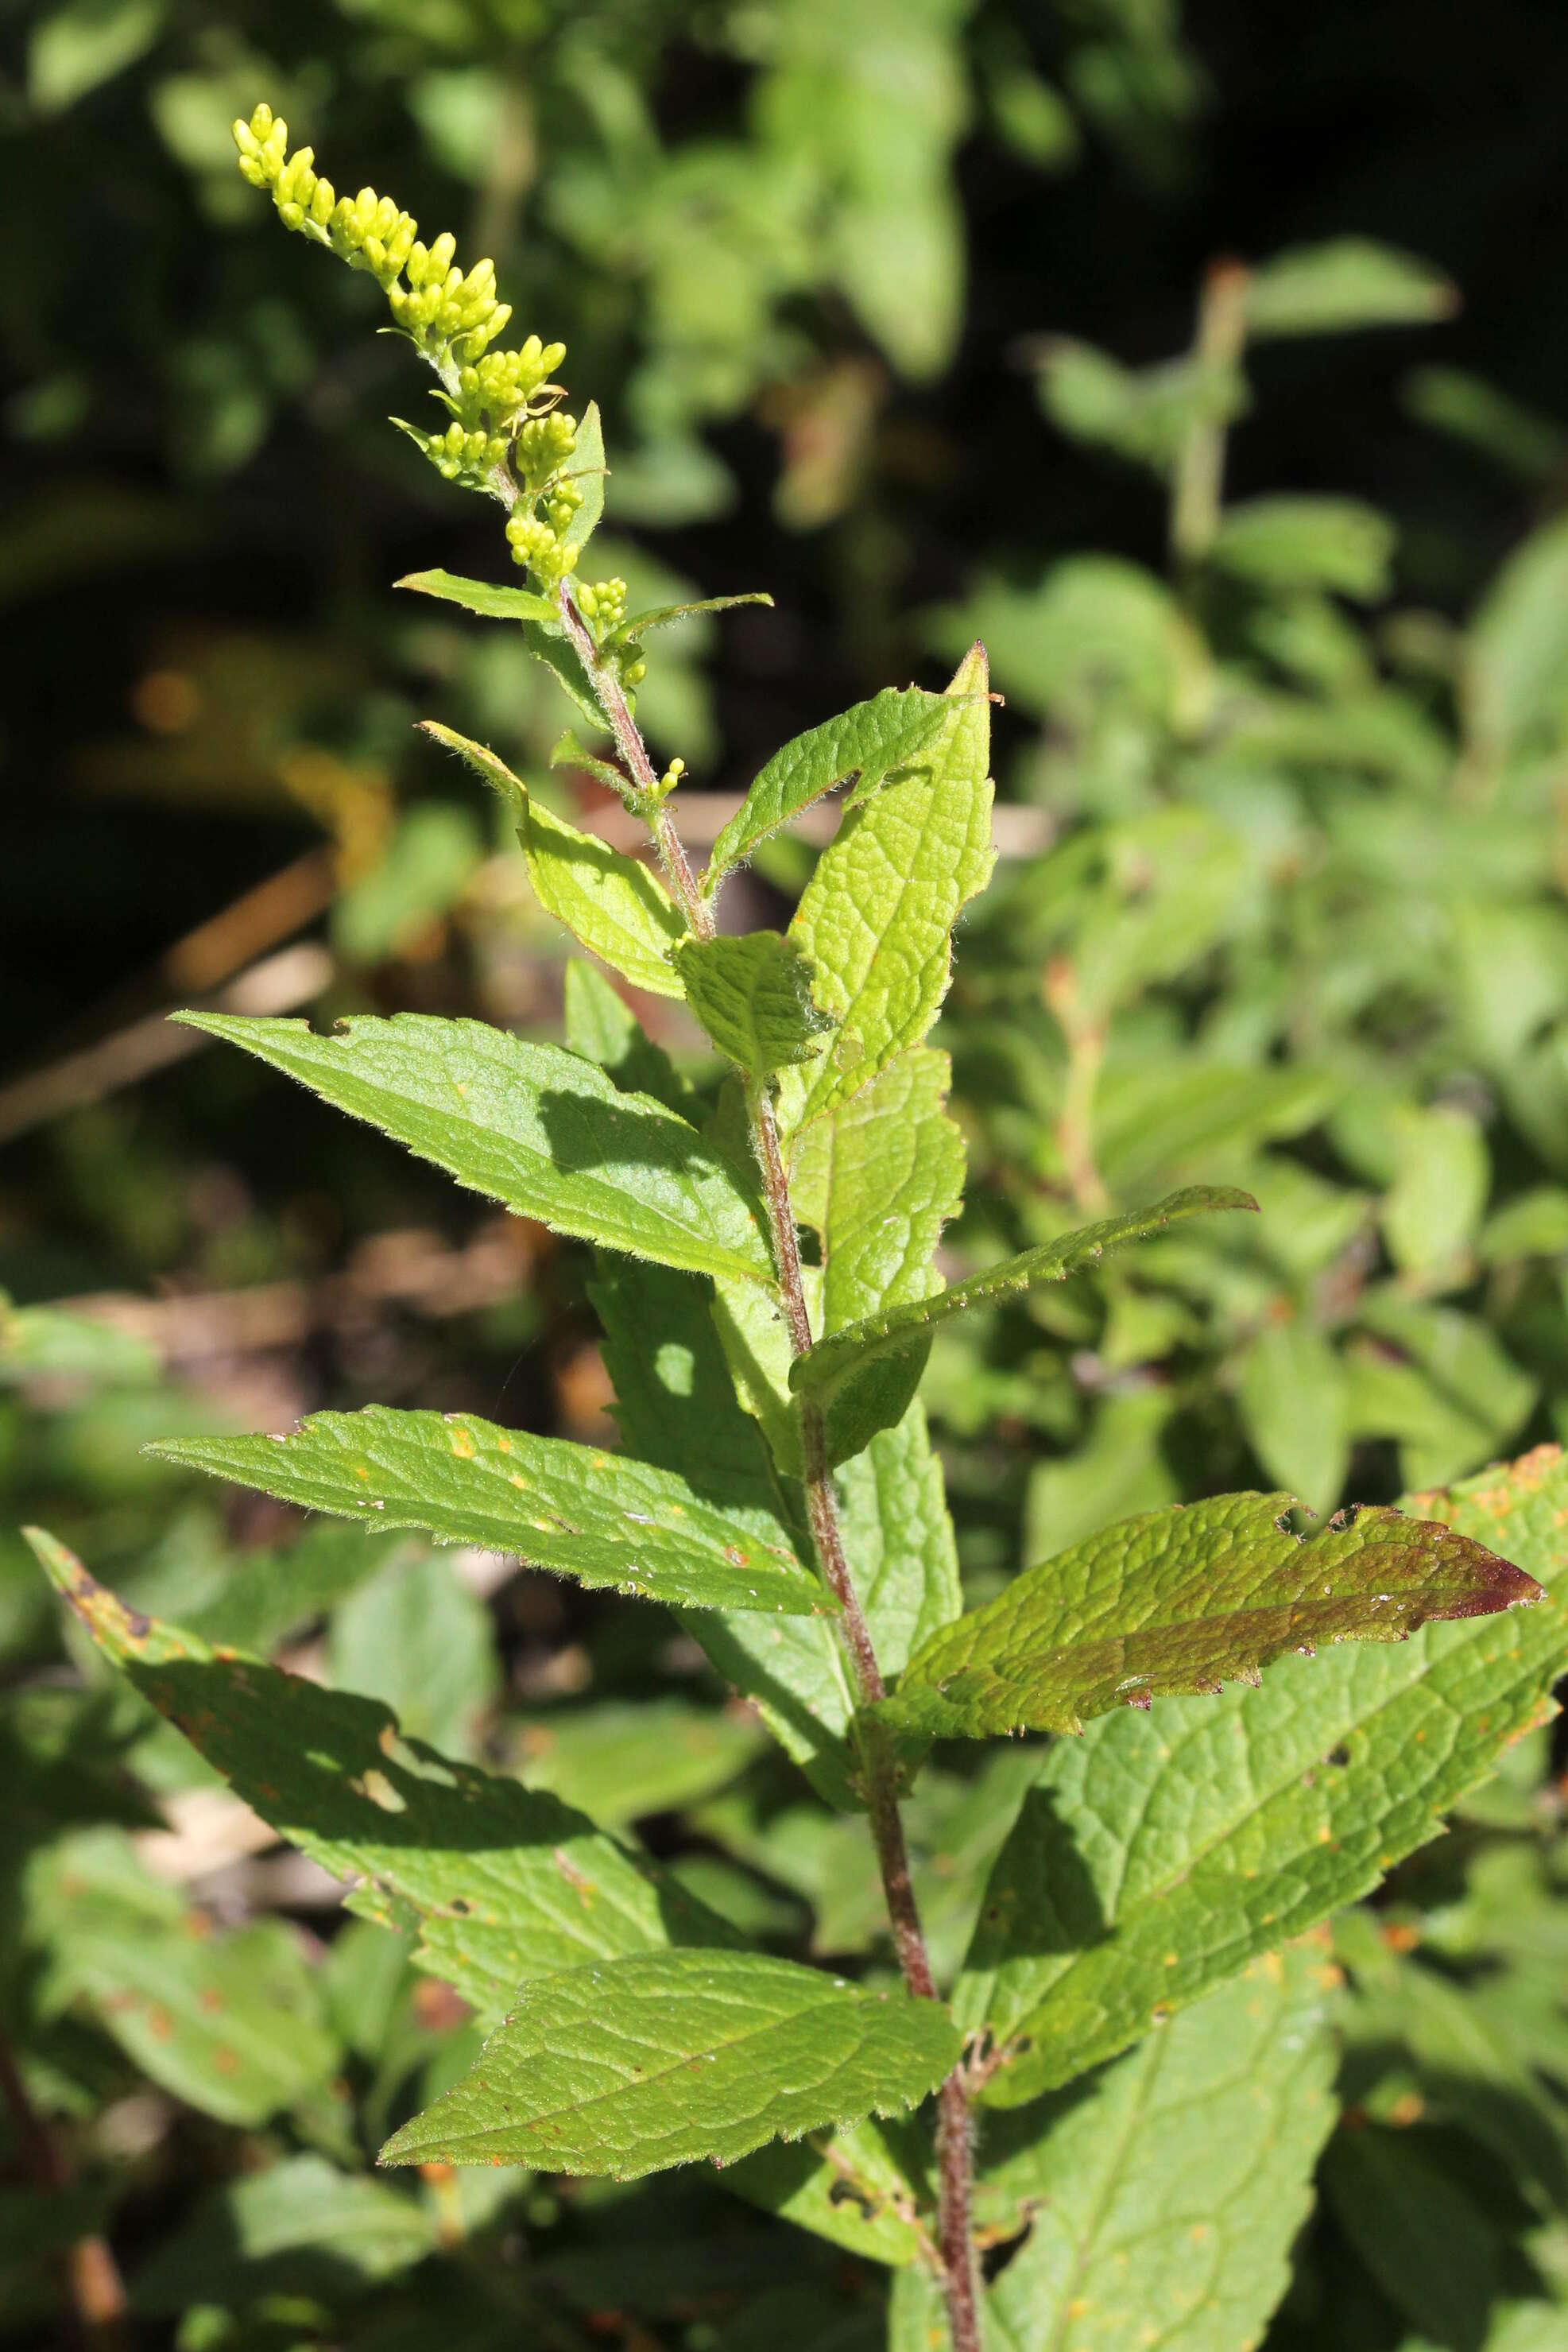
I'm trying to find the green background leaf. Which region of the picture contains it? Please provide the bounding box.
[29,1531,740,2021]
[978,1945,1338,2352]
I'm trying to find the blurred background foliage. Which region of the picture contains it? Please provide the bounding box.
[6,1,1568,2346]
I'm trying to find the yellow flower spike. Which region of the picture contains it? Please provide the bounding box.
[233,102,587,590]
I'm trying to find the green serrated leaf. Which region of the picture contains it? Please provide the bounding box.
[792,1188,1256,1422]
[705,686,956,888]
[704,1075,806,1476]
[395,568,560,625]
[605,591,772,651]
[775,648,993,1137]
[521,793,687,998]
[27,1530,738,2019]
[563,962,694,1114]
[562,400,606,556]
[168,1012,772,1286]
[977,1947,1338,2352]
[727,2118,928,2268]
[149,1406,826,1617]
[710,1256,804,1476]
[1245,238,1458,338]
[880,1490,1539,1744]
[790,1045,964,1641]
[378,1950,962,2178]
[792,1046,966,1342]
[674,932,837,1075]
[953,1444,1568,2106]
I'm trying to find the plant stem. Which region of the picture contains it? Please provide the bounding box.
[753,1103,981,2352]
[1169,256,1251,572]
[556,587,711,936]
[566,603,982,2352]
[0,2027,127,2349]
[1043,954,1109,1215]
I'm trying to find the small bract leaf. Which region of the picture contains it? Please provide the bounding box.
[516,614,608,726]
[378,1950,962,2177]
[792,1187,1255,1423]
[416,719,525,812]
[563,962,694,1114]
[791,1046,965,1342]
[1245,238,1458,338]
[728,2118,928,2268]
[675,932,838,1076]
[605,591,772,651]
[168,1013,773,1286]
[880,1489,1540,1743]
[561,399,605,556]
[590,1253,860,1808]
[552,727,637,800]
[396,568,560,625]
[149,1406,826,1616]
[705,685,956,887]
[522,794,687,998]
[791,1044,969,1476]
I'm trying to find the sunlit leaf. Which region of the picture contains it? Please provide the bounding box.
[151,1405,827,1615]
[380,1949,962,2178]
[171,1012,774,1286]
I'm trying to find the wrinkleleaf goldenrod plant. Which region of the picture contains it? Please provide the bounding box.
[29,108,1567,2352]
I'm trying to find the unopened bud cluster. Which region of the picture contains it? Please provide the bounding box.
[575,578,629,635]
[234,103,582,586]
